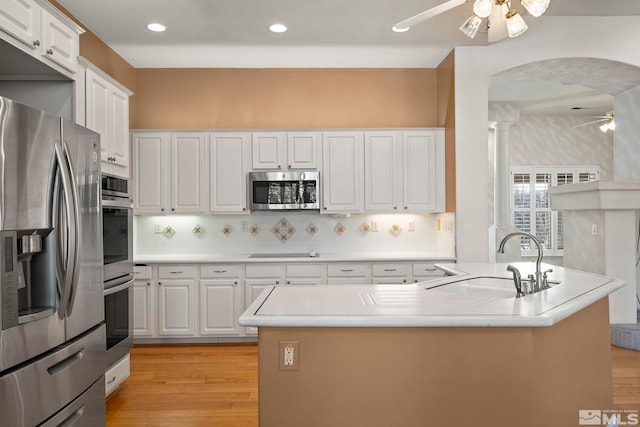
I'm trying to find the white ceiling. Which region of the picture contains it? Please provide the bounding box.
[57,0,640,116]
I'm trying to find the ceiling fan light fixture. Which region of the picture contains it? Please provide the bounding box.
[505,8,528,38]
[147,23,166,32]
[473,0,494,18]
[459,15,483,38]
[521,0,551,17]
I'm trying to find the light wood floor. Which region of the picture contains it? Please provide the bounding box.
[107,344,640,426]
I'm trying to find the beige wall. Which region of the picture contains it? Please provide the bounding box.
[132,68,437,129]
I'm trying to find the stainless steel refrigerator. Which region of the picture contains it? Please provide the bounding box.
[0,97,106,426]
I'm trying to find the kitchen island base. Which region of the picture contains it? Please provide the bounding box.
[258,298,612,427]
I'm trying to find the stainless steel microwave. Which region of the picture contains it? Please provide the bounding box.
[249,171,320,211]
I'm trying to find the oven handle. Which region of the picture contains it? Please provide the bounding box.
[104,278,134,296]
[102,198,133,209]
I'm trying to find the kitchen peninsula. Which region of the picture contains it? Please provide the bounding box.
[239,262,624,427]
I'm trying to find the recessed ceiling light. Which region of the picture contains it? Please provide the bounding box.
[269,23,287,33]
[392,25,410,33]
[147,23,166,32]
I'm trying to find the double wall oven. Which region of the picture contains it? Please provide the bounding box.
[102,174,133,367]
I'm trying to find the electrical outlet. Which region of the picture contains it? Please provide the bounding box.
[370,221,378,232]
[408,221,416,232]
[155,224,163,234]
[279,341,299,371]
[241,220,249,232]
[436,219,441,231]
[592,224,598,235]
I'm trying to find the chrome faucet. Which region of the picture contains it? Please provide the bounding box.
[497,231,552,295]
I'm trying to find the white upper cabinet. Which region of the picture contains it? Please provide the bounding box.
[132,132,168,214]
[0,0,82,78]
[0,0,40,51]
[321,131,363,213]
[252,131,319,170]
[132,131,207,214]
[364,129,445,213]
[402,130,445,212]
[209,132,250,213]
[364,131,402,212]
[40,9,77,73]
[84,59,132,178]
[171,132,208,213]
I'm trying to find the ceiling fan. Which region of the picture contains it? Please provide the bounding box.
[574,112,616,132]
[392,0,551,42]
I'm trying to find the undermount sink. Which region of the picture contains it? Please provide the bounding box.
[426,276,518,299]
[249,252,319,259]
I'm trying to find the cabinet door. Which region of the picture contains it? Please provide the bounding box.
[157,280,196,336]
[287,132,319,169]
[252,132,286,170]
[321,132,363,213]
[109,86,130,171]
[403,131,444,212]
[132,280,154,337]
[0,0,40,50]
[171,133,207,213]
[40,9,77,73]
[200,279,243,336]
[132,132,169,214]
[364,131,401,212]
[85,69,110,161]
[209,132,249,213]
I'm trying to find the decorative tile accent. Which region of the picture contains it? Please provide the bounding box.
[359,222,371,235]
[249,224,261,236]
[334,223,346,236]
[389,223,401,236]
[306,223,318,236]
[222,224,233,237]
[162,226,175,238]
[272,218,296,243]
[192,225,203,237]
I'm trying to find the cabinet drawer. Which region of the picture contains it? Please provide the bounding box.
[372,263,411,277]
[246,264,285,278]
[327,263,368,277]
[201,265,242,278]
[413,263,442,276]
[158,265,195,279]
[133,265,152,280]
[286,263,323,278]
[327,277,370,285]
[106,353,130,396]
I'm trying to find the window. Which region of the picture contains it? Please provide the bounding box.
[510,166,600,256]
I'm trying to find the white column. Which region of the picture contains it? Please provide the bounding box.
[492,121,514,227]
[489,121,520,262]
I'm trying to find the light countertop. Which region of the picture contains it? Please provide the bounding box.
[134,252,456,264]
[238,262,624,328]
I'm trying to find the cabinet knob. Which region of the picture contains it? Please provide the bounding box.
[161,208,165,212]
[33,40,40,47]
[242,207,246,211]
[287,280,291,285]
[323,207,327,210]
[46,48,53,55]
[402,279,407,283]
[158,282,162,286]
[394,206,397,210]
[277,165,282,169]
[288,165,291,169]
[171,208,175,211]
[404,206,408,210]
[147,282,151,286]
[234,281,238,285]
[275,281,279,285]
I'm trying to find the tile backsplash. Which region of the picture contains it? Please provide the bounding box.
[134,212,456,256]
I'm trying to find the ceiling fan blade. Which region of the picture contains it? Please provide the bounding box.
[488,3,508,42]
[574,119,609,128]
[393,0,468,30]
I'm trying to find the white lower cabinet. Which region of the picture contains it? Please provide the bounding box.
[132,260,449,341]
[132,266,154,337]
[105,353,130,397]
[200,265,244,335]
[157,266,196,336]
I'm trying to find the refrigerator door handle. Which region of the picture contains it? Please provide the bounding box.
[54,140,77,319]
[62,140,82,315]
